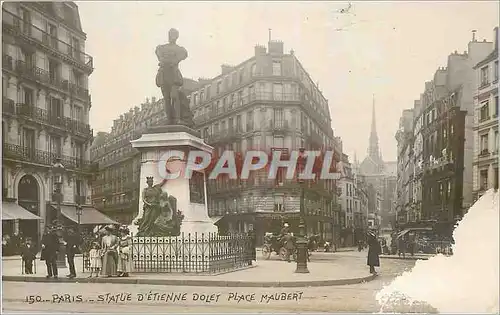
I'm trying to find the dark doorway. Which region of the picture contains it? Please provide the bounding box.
[18,175,40,244]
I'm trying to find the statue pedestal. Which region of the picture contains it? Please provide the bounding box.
[129,125,217,235]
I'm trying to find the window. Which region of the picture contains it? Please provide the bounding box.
[75,179,83,200]
[480,66,489,86]
[480,169,488,190]
[214,123,219,134]
[50,135,62,156]
[272,61,282,76]
[216,81,222,94]
[72,37,81,60]
[273,108,284,127]
[495,130,499,153]
[236,115,242,132]
[273,83,283,101]
[200,90,204,102]
[20,8,31,34]
[495,96,499,117]
[273,136,284,148]
[74,105,83,122]
[480,102,490,121]
[494,168,499,189]
[48,23,58,49]
[237,91,243,106]
[23,87,34,105]
[203,127,209,138]
[50,97,63,118]
[74,141,84,160]
[49,59,60,83]
[495,61,499,81]
[480,134,489,153]
[247,111,254,131]
[251,63,257,76]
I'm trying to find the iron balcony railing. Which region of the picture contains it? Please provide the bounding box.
[2,9,93,70]
[2,101,92,138]
[7,58,90,102]
[3,143,95,172]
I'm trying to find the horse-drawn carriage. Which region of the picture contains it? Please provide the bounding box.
[261,232,321,261]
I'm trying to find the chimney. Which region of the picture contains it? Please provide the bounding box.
[254,44,266,56]
[221,64,233,75]
[146,97,150,104]
[472,30,477,42]
[151,96,156,103]
[494,27,498,50]
[268,40,284,55]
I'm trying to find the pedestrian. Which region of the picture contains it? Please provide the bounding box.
[41,226,59,279]
[21,238,37,274]
[63,227,81,279]
[366,230,381,275]
[247,225,256,263]
[88,242,102,278]
[283,232,295,263]
[101,225,119,277]
[117,226,132,277]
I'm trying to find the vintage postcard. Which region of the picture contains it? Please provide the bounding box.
[1,1,499,313]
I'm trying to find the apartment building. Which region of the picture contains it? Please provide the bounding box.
[190,40,342,244]
[2,2,99,241]
[473,27,499,198]
[395,31,493,236]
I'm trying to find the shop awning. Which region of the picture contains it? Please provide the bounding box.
[56,205,118,225]
[397,227,433,239]
[2,202,41,220]
[210,216,224,224]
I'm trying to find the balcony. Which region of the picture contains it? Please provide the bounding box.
[268,119,290,135]
[2,102,92,139]
[3,143,95,173]
[9,59,90,102]
[2,9,93,72]
[478,149,491,158]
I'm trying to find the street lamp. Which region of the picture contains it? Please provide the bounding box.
[51,158,67,268]
[295,149,309,274]
[75,203,83,233]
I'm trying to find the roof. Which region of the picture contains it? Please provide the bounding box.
[474,49,498,69]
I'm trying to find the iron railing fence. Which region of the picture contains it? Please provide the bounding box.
[82,233,253,274]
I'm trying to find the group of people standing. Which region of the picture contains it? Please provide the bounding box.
[88,224,132,278]
[19,223,132,279]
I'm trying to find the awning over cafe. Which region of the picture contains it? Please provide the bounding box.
[1,202,42,221]
[56,205,118,225]
[397,227,433,239]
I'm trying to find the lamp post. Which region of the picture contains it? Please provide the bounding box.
[76,203,83,234]
[51,158,67,268]
[295,150,309,274]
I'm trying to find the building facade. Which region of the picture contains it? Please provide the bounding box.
[2,2,95,241]
[395,109,417,227]
[337,154,356,246]
[89,80,201,224]
[190,41,342,245]
[473,27,499,199]
[396,31,494,234]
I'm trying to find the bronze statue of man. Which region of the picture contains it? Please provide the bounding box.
[155,28,192,126]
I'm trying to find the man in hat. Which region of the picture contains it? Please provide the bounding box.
[366,230,381,274]
[41,226,59,279]
[63,227,81,278]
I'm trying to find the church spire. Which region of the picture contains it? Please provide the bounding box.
[368,94,380,160]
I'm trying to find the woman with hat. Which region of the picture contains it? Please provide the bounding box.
[117,226,132,277]
[366,229,382,274]
[101,225,119,277]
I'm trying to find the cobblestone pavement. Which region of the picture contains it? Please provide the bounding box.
[1,252,435,313]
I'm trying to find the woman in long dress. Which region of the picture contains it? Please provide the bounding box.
[101,225,119,277]
[117,226,132,277]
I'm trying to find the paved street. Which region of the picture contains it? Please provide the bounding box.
[2,252,437,313]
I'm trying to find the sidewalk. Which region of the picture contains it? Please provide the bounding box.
[2,255,376,288]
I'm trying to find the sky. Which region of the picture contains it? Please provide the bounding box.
[76,1,499,161]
